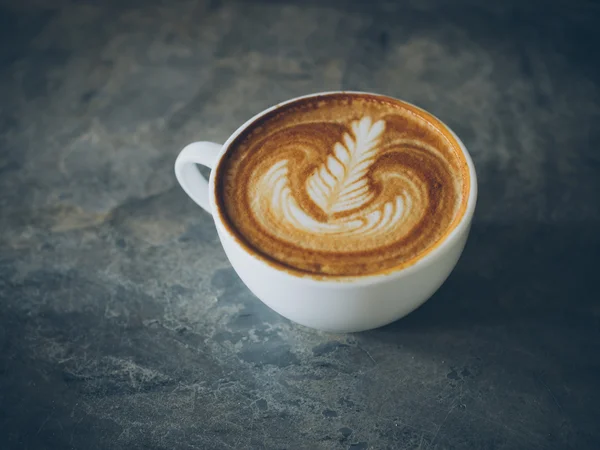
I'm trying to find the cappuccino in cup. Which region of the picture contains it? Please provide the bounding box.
[175,92,476,331]
[215,93,470,278]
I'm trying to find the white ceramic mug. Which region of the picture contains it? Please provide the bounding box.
[174,92,477,332]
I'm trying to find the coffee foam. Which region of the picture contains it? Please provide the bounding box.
[215,94,470,277]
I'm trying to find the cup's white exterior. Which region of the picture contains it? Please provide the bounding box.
[175,91,477,333]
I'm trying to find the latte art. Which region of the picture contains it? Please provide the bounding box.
[216,94,470,277]
[255,117,412,240]
[306,116,385,217]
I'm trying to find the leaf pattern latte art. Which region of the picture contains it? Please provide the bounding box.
[307,116,385,215]
[254,116,410,237]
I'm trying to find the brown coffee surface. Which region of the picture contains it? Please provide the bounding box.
[215,93,470,277]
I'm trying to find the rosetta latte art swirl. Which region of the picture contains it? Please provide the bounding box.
[216,94,469,276]
[255,117,411,239]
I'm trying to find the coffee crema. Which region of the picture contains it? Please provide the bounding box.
[215,93,470,277]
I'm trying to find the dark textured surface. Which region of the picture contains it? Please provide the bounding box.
[1,0,599,449]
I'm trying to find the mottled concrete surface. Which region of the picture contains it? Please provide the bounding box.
[1,0,599,449]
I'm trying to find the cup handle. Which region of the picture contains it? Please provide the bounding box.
[174,141,223,214]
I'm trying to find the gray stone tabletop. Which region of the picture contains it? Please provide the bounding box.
[1,0,599,449]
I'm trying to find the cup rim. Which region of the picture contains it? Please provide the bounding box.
[209,91,478,287]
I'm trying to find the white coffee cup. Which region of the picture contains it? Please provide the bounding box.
[174,91,477,332]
